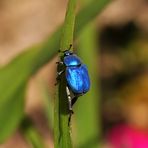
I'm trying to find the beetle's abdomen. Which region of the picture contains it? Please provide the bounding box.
[66,64,90,94]
[64,55,81,66]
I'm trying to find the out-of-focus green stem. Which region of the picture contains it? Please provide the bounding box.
[76,24,101,148]
[74,0,102,146]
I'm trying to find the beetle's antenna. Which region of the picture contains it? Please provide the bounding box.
[58,44,72,53]
[68,44,72,51]
[64,44,73,52]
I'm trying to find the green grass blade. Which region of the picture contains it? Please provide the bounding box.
[54,0,76,148]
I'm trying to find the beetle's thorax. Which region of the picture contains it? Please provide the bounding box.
[64,54,82,67]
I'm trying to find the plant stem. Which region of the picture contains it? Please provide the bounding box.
[54,0,77,148]
[60,0,76,51]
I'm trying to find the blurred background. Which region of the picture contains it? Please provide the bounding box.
[0,0,147,147]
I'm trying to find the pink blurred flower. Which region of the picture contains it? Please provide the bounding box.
[107,124,148,148]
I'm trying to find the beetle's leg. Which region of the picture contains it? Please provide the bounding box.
[72,96,78,107]
[55,60,65,85]
[57,70,65,78]
[68,44,72,51]
[56,61,63,65]
[66,86,73,112]
[55,69,65,85]
[66,86,74,125]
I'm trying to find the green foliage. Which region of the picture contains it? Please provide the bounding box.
[0,0,111,146]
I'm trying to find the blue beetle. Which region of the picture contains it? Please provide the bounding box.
[57,44,90,117]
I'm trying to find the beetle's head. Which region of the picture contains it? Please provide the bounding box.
[64,50,73,56]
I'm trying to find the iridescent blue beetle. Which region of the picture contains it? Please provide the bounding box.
[57,44,90,118]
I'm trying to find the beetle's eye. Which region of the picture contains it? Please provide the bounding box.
[64,50,74,57]
[66,53,70,56]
